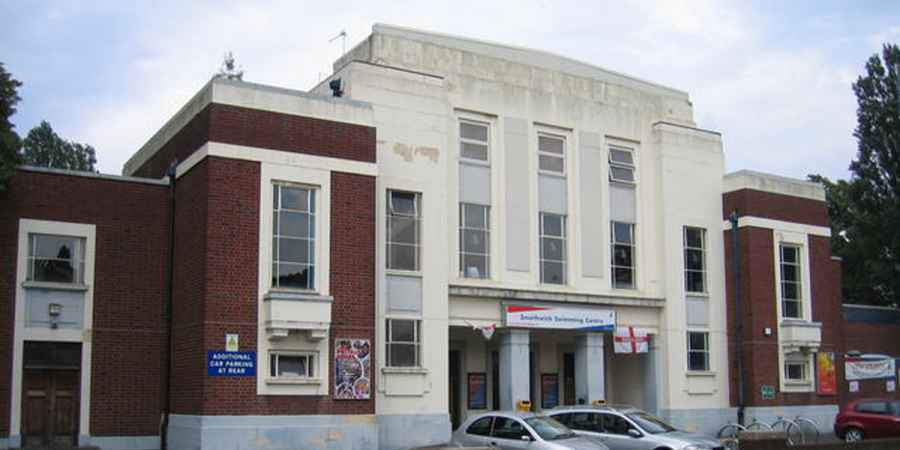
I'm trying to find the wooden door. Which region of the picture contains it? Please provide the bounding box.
[22,369,78,448]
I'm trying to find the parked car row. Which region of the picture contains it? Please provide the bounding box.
[835,399,900,442]
[450,405,725,450]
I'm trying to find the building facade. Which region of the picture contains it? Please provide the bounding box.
[0,24,894,450]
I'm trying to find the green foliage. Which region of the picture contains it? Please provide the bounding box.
[0,62,22,191]
[21,120,97,172]
[813,43,900,307]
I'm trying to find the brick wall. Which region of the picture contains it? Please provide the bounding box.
[839,308,900,405]
[133,103,376,179]
[723,189,829,227]
[0,169,170,437]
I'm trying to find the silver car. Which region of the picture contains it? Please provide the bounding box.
[547,406,724,450]
[450,411,610,450]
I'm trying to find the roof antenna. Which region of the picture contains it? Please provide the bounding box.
[329,30,347,55]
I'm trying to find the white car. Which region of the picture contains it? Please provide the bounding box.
[547,406,724,450]
[450,411,610,450]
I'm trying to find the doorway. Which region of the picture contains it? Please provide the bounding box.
[448,350,461,430]
[21,342,81,449]
[563,352,575,405]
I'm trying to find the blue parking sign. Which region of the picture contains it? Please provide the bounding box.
[207,351,256,376]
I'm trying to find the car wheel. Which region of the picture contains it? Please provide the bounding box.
[844,427,864,442]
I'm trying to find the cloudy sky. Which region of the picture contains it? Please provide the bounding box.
[2,0,898,179]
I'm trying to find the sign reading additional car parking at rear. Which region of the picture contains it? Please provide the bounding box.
[207,351,256,376]
[504,305,615,331]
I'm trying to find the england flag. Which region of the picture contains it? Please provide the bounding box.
[614,327,649,354]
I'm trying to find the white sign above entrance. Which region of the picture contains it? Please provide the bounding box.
[504,305,615,331]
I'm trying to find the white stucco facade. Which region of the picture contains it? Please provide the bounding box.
[313,24,734,444]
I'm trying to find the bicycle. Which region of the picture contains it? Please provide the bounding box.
[716,422,746,450]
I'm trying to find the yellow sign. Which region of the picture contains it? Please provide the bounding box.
[516,400,532,412]
[226,334,239,352]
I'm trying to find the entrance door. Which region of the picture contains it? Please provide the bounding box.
[23,369,78,448]
[449,350,461,430]
[21,341,81,449]
[563,353,575,405]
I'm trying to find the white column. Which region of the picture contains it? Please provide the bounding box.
[499,329,530,410]
[575,333,605,404]
[641,336,659,414]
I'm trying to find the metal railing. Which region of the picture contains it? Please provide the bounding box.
[717,416,819,447]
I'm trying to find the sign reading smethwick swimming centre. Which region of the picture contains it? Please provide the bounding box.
[208,351,256,376]
[504,305,615,331]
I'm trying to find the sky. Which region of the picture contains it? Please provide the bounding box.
[2,0,899,179]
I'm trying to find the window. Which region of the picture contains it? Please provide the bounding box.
[684,227,707,293]
[467,417,493,436]
[270,352,316,378]
[563,413,601,433]
[608,146,635,183]
[460,120,489,162]
[460,204,490,278]
[611,221,635,289]
[780,244,802,319]
[540,213,566,284]
[599,413,634,435]
[386,318,420,367]
[687,331,709,371]
[27,234,85,284]
[387,191,421,271]
[491,417,531,440]
[538,133,565,174]
[856,401,889,415]
[784,360,808,382]
[272,184,316,290]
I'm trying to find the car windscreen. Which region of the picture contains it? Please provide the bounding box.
[626,412,677,434]
[524,416,578,441]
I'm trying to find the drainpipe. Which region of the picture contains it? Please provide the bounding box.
[160,163,177,450]
[729,210,746,426]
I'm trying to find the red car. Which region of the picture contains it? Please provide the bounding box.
[835,399,900,442]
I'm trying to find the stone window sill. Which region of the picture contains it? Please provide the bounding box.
[22,281,88,292]
[382,366,429,375]
[685,370,717,378]
[265,377,322,385]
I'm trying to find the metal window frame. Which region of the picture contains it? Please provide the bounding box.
[459,203,491,279]
[608,145,636,184]
[27,233,86,284]
[539,212,567,284]
[537,132,566,176]
[270,350,317,378]
[686,330,710,371]
[385,318,421,368]
[386,190,422,271]
[459,119,491,163]
[610,221,636,289]
[783,359,809,382]
[779,244,803,319]
[683,226,708,294]
[272,183,316,290]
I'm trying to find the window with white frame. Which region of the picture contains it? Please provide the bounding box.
[611,221,635,289]
[687,331,710,371]
[460,203,490,278]
[269,352,316,378]
[784,357,809,383]
[684,227,707,293]
[540,213,567,284]
[387,191,422,271]
[608,146,635,183]
[272,183,316,290]
[460,120,489,162]
[538,133,565,174]
[27,234,85,284]
[386,318,420,367]
[780,244,802,319]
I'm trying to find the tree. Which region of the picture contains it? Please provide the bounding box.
[0,62,22,191]
[21,120,97,172]
[813,43,900,307]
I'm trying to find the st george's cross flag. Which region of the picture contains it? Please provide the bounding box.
[613,326,649,354]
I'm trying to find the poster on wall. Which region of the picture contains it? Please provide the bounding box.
[816,352,837,395]
[334,339,370,400]
[849,381,859,393]
[468,373,487,409]
[888,380,897,392]
[542,374,560,409]
[845,357,896,380]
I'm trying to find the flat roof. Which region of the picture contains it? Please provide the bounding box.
[723,169,825,202]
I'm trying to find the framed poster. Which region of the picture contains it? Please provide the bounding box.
[816,352,837,395]
[542,374,559,409]
[468,373,487,409]
[334,339,371,400]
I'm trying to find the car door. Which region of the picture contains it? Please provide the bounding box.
[461,416,495,447]
[598,413,652,450]
[856,401,892,438]
[561,412,607,441]
[489,416,534,450]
